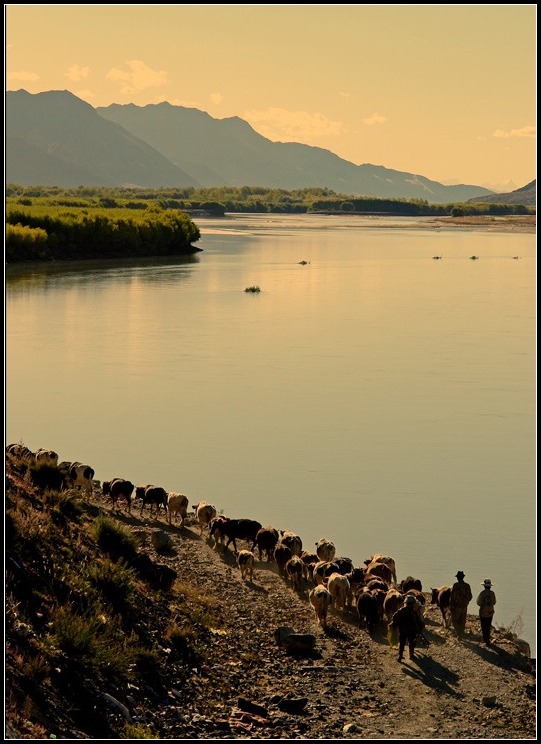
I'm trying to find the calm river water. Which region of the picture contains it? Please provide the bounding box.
[6,214,536,655]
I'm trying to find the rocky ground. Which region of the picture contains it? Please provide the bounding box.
[6,481,536,740]
[93,493,537,739]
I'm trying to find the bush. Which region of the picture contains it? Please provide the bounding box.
[92,516,139,561]
[85,559,136,609]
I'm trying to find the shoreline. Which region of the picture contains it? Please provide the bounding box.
[415,214,536,233]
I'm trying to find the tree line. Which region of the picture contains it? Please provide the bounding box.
[6,201,201,263]
[6,184,534,263]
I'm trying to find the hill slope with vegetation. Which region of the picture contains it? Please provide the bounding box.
[468,180,536,206]
[6,449,535,740]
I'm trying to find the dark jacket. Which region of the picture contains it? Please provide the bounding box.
[391,604,424,636]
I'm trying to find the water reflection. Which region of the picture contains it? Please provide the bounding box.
[6,254,201,291]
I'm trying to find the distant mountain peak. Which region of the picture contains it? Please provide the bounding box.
[6,89,506,203]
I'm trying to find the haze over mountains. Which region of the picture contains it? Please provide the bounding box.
[5,89,531,204]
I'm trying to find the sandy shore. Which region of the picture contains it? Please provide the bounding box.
[419,214,536,233]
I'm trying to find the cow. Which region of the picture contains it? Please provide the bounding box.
[363,561,394,586]
[345,567,366,606]
[371,588,387,623]
[333,557,355,576]
[66,462,95,500]
[398,576,423,593]
[309,585,333,629]
[406,589,426,617]
[356,588,381,634]
[274,543,292,578]
[135,485,168,517]
[255,526,279,561]
[167,493,189,526]
[364,554,397,585]
[313,560,340,586]
[209,515,229,549]
[326,572,350,611]
[103,478,135,513]
[431,585,452,628]
[34,449,59,467]
[285,555,304,592]
[366,578,389,593]
[192,501,217,536]
[300,551,320,581]
[212,518,262,553]
[383,588,405,623]
[236,550,255,581]
[279,530,303,556]
[6,443,33,461]
[315,538,336,563]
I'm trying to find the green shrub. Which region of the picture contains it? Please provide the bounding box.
[123,722,158,739]
[51,607,137,685]
[92,516,138,561]
[85,559,136,609]
[165,624,203,665]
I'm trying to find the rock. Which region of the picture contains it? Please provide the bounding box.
[237,698,268,718]
[275,626,295,646]
[482,696,497,708]
[277,697,308,714]
[275,627,316,654]
[151,529,173,552]
[343,722,359,733]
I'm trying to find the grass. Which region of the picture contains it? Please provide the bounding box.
[92,515,139,560]
[85,558,137,610]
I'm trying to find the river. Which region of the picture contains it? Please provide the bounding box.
[6,213,536,655]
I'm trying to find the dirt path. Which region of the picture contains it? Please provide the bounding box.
[102,496,535,739]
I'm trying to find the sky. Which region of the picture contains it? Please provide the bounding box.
[5,4,537,191]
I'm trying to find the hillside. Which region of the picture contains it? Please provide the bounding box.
[468,180,536,206]
[6,90,199,189]
[5,450,536,740]
[6,89,495,203]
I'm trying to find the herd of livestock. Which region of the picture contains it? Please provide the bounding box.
[6,443,453,634]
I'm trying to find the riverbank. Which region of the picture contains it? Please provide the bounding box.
[6,452,536,740]
[419,214,536,233]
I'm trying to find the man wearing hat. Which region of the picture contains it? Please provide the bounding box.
[449,571,473,638]
[476,579,497,646]
[389,594,425,662]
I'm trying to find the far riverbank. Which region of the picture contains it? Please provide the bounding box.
[419,214,536,233]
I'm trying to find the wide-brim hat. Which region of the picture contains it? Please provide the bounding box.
[482,579,493,586]
[455,571,465,579]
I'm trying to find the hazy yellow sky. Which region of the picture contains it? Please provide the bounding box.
[5,4,537,190]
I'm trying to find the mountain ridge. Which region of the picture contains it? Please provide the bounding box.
[5,89,513,204]
[467,179,536,206]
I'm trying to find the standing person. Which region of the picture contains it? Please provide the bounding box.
[390,594,425,662]
[476,579,497,646]
[450,570,473,638]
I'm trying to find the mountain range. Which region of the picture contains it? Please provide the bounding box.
[5,89,531,204]
[466,179,536,206]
